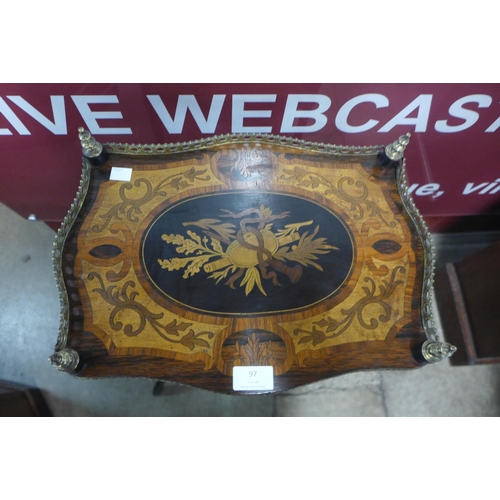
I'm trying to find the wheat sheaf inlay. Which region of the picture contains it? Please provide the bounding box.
[141,192,355,315]
[157,204,338,296]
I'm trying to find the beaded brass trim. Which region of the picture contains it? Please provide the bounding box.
[52,158,92,351]
[105,133,385,156]
[397,159,437,341]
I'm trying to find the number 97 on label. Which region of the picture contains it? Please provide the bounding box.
[233,366,274,391]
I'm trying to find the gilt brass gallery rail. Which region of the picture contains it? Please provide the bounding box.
[51,132,456,392]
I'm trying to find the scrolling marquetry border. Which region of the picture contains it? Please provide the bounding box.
[53,134,437,355]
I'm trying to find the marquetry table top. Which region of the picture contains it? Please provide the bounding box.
[50,132,455,394]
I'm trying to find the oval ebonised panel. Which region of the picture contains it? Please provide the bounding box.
[141,192,354,316]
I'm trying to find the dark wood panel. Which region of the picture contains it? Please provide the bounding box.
[435,240,500,365]
[0,381,52,417]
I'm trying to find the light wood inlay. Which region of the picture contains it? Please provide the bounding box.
[60,141,427,393]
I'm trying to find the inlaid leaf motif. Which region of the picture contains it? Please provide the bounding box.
[158,205,339,296]
[314,317,341,332]
[283,166,307,181]
[92,168,212,233]
[260,204,272,218]
[180,330,214,350]
[183,219,236,242]
[169,177,190,190]
[211,237,223,253]
[183,256,211,278]
[183,167,209,182]
[162,234,185,246]
[161,232,212,256]
[164,320,191,336]
[275,221,313,239]
[297,326,326,346]
[280,169,396,228]
[158,257,193,271]
[209,265,238,284]
[294,266,406,346]
[240,266,266,296]
[274,226,338,271]
[88,273,214,349]
[233,333,280,366]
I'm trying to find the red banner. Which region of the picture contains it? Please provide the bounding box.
[1,83,499,230]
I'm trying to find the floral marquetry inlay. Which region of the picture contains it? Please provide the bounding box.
[57,135,431,393]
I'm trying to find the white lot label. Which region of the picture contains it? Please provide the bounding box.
[110,167,133,181]
[233,366,274,391]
